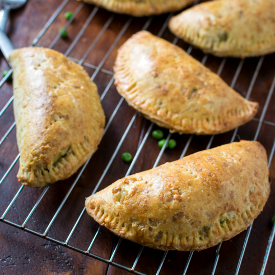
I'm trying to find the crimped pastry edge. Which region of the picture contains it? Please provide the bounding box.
[114,31,259,134]
[86,141,270,251]
[18,130,104,188]
[86,195,267,251]
[10,47,105,188]
[168,2,275,58]
[81,0,195,17]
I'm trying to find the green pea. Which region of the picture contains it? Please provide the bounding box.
[168,139,177,149]
[2,70,8,77]
[2,70,12,81]
[59,28,67,38]
[64,11,73,20]
[158,139,177,149]
[152,130,164,140]
[272,215,275,225]
[158,139,168,148]
[122,152,132,162]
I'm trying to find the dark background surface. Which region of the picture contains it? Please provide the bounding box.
[0,0,274,274]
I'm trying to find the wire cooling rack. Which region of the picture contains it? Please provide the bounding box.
[0,0,275,274]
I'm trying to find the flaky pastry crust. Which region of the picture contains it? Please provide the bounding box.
[114,31,258,135]
[10,47,105,188]
[169,0,275,58]
[86,141,269,251]
[81,0,195,16]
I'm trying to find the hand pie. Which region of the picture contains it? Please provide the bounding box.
[82,0,195,17]
[86,141,269,251]
[169,0,275,58]
[114,31,258,135]
[9,47,105,188]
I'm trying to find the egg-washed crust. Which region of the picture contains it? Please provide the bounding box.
[9,47,105,188]
[114,31,258,135]
[86,141,269,251]
[81,0,195,16]
[169,0,275,58]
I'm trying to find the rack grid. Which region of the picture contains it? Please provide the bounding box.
[0,0,275,274]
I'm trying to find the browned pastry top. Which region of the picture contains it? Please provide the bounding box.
[10,47,105,187]
[86,141,270,251]
[114,31,258,135]
[169,0,275,57]
[82,0,195,16]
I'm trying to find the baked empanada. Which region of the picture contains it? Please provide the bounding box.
[82,0,195,17]
[169,0,275,58]
[114,31,258,135]
[10,47,105,188]
[86,141,269,251]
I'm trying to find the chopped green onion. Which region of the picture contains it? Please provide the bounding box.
[122,152,132,162]
[59,28,67,38]
[64,11,73,20]
[152,130,164,140]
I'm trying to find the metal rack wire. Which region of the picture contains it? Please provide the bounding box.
[0,0,274,274]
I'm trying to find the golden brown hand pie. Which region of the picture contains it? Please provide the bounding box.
[169,0,275,58]
[86,141,269,251]
[82,0,195,16]
[9,47,105,188]
[114,31,258,135]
